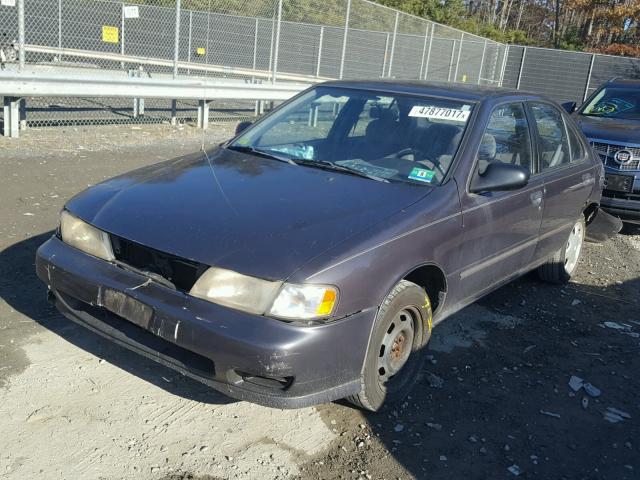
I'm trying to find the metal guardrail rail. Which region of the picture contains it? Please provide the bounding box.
[23,45,332,84]
[0,65,311,138]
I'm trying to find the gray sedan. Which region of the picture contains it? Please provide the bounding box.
[36,81,604,411]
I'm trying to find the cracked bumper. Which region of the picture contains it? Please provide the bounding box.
[36,236,375,408]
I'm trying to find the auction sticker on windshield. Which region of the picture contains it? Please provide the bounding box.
[409,105,470,122]
[408,167,435,183]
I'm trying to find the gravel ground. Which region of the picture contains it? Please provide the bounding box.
[1,124,639,480]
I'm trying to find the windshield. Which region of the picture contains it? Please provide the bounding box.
[581,87,640,120]
[230,86,474,185]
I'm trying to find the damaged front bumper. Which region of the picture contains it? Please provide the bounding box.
[36,236,374,409]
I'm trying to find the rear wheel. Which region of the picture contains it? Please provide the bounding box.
[538,216,585,284]
[347,280,432,412]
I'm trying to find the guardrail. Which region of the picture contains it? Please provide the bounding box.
[0,66,312,138]
[23,45,332,84]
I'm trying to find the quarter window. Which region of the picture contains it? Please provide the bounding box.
[479,103,533,173]
[530,102,571,170]
[566,123,586,162]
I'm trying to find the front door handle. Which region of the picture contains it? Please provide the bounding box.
[530,191,543,208]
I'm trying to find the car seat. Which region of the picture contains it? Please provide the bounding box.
[361,109,400,160]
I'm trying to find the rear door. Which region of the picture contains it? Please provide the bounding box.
[457,101,544,300]
[527,101,595,262]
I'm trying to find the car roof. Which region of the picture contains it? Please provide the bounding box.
[319,79,544,103]
[606,78,640,88]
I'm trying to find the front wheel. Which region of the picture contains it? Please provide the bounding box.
[346,280,432,412]
[538,216,585,284]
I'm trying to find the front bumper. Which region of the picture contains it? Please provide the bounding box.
[601,195,640,224]
[36,236,375,408]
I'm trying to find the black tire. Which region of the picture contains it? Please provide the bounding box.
[538,216,586,284]
[346,280,433,412]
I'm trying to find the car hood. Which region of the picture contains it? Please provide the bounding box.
[575,114,640,144]
[66,148,431,280]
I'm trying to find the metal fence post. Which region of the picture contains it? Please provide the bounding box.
[268,6,275,81]
[120,2,125,69]
[18,0,25,72]
[448,39,456,82]
[252,18,259,72]
[387,12,399,78]
[316,26,324,78]
[381,32,389,77]
[419,24,429,81]
[58,0,63,51]
[271,0,282,84]
[423,25,434,80]
[498,44,509,86]
[516,46,527,90]
[187,11,193,67]
[339,0,351,80]
[173,0,181,79]
[584,53,596,102]
[477,39,487,84]
[453,33,463,82]
[253,17,259,114]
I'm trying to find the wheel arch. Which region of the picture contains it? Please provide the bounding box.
[584,202,599,224]
[401,262,448,315]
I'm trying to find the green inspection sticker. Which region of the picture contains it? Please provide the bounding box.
[408,167,435,183]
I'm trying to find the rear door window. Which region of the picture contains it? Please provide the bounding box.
[530,102,571,171]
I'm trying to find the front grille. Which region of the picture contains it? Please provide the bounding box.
[591,141,640,171]
[110,235,206,292]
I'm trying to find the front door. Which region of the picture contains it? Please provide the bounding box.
[457,101,544,300]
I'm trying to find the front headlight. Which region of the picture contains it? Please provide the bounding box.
[190,267,282,315]
[190,267,338,320]
[268,284,338,320]
[60,210,115,261]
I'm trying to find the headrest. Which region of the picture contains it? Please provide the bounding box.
[479,133,496,160]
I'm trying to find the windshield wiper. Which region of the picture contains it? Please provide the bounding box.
[226,145,298,165]
[294,159,389,183]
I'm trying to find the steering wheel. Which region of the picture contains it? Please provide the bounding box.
[395,148,441,173]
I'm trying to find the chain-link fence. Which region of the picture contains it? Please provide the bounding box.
[1,0,639,133]
[1,0,509,131]
[1,0,506,83]
[502,45,640,103]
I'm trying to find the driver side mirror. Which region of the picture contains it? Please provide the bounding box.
[235,120,252,135]
[470,162,530,194]
[561,101,577,114]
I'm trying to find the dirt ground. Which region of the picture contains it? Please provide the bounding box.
[1,124,639,480]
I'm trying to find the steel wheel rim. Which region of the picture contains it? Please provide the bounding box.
[564,221,584,274]
[377,307,417,392]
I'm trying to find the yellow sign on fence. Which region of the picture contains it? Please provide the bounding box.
[196,47,206,56]
[102,25,119,44]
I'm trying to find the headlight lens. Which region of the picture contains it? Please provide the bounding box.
[190,267,338,320]
[60,210,115,261]
[190,267,282,315]
[269,284,338,320]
